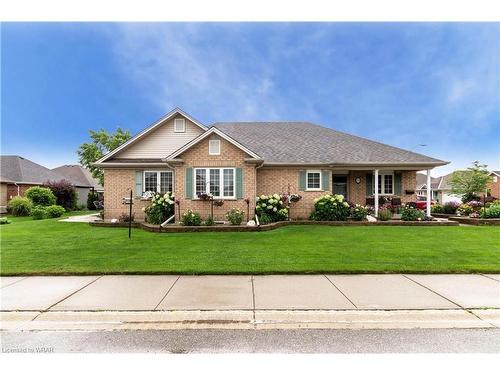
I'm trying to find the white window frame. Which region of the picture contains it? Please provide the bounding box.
[209,139,221,155]
[143,170,173,194]
[375,172,394,196]
[306,170,322,191]
[494,176,498,183]
[194,167,236,199]
[174,118,185,133]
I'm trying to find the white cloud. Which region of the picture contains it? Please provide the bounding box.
[447,79,475,103]
[109,24,282,121]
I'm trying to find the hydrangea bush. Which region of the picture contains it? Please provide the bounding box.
[143,192,175,224]
[309,194,351,221]
[350,204,369,221]
[181,209,202,226]
[226,208,245,225]
[255,194,288,222]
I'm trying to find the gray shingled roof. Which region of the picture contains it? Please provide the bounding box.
[0,155,83,186]
[416,173,440,189]
[212,122,446,166]
[52,165,103,190]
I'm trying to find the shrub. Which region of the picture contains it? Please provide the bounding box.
[144,192,175,225]
[480,203,500,219]
[181,210,202,226]
[350,204,369,221]
[9,196,32,216]
[457,203,473,216]
[401,205,425,221]
[45,180,77,210]
[255,194,288,222]
[0,217,11,225]
[377,208,393,221]
[119,212,135,222]
[431,204,443,214]
[45,205,66,218]
[462,192,481,203]
[204,216,215,226]
[31,206,48,220]
[309,194,351,221]
[87,191,99,210]
[258,212,272,225]
[25,186,56,206]
[226,208,244,225]
[443,202,459,214]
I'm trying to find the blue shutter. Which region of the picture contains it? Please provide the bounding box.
[135,171,143,198]
[394,173,402,195]
[185,167,193,199]
[299,171,306,191]
[366,173,373,196]
[236,168,243,199]
[321,170,330,191]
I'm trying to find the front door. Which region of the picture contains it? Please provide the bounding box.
[332,175,348,199]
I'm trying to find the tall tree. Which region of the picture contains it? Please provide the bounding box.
[450,161,492,202]
[77,128,131,186]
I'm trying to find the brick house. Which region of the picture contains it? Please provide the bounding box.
[0,155,100,212]
[95,108,447,221]
[487,171,500,199]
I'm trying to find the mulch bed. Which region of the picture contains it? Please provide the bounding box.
[90,219,459,232]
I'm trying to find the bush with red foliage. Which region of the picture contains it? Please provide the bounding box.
[45,179,77,210]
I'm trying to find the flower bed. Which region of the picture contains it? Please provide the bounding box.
[90,218,459,232]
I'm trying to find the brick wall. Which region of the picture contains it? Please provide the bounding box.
[257,167,327,219]
[103,169,148,220]
[6,184,37,202]
[487,176,500,199]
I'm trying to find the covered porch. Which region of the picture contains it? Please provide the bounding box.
[331,168,434,217]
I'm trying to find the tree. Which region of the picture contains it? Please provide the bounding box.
[450,161,492,202]
[77,128,131,186]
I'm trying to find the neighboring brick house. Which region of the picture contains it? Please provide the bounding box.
[0,155,98,211]
[95,108,447,221]
[487,171,500,199]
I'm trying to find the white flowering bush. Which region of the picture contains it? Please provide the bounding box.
[255,194,288,222]
[351,204,369,221]
[180,209,202,226]
[143,192,175,224]
[309,194,351,221]
[226,208,245,225]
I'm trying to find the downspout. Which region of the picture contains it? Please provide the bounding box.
[254,161,265,225]
[14,182,20,196]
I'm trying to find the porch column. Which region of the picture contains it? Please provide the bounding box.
[374,169,379,217]
[426,169,431,217]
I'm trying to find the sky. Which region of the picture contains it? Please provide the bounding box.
[1,22,499,176]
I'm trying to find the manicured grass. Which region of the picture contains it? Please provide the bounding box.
[1,214,499,275]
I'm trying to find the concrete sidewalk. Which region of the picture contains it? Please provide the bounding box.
[1,274,499,330]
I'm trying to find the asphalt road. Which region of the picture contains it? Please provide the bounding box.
[2,329,499,353]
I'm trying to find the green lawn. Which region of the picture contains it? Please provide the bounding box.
[1,214,499,275]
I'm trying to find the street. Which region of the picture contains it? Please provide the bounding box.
[2,328,499,353]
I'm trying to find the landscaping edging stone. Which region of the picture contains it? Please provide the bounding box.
[89,219,459,232]
[447,217,500,226]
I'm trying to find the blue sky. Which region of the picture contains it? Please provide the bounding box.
[1,22,499,176]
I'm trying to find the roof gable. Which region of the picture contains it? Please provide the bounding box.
[96,108,207,164]
[165,127,261,160]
